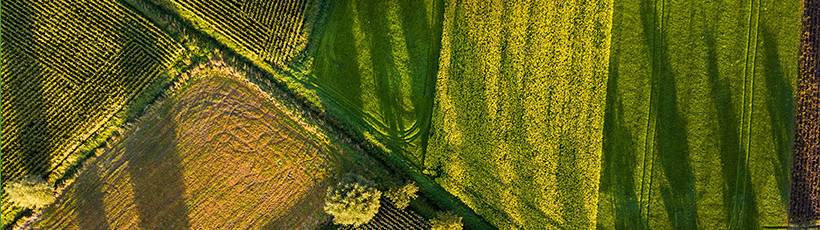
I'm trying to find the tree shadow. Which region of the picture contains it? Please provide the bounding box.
[121,19,191,229]
[598,25,644,228]
[759,26,793,205]
[354,0,407,161]
[557,137,590,228]
[2,2,53,227]
[396,0,440,164]
[3,0,53,180]
[704,21,760,229]
[638,0,698,227]
[75,164,111,230]
[313,0,364,129]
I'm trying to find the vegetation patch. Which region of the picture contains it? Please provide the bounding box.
[425,0,613,228]
[32,67,334,229]
[0,0,183,224]
[596,0,800,228]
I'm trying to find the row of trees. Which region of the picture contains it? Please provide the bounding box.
[323,174,463,229]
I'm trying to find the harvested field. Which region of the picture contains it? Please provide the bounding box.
[32,68,334,229]
[791,0,820,224]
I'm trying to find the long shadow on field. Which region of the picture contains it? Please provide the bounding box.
[355,0,407,162]
[639,0,698,227]
[760,26,794,206]
[704,23,760,229]
[598,24,644,228]
[122,20,191,229]
[396,0,440,164]
[3,1,53,181]
[313,0,364,131]
[557,137,589,228]
[124,104,190,229]
[76,165,111,230]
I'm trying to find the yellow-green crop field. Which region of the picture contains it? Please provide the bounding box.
[425,0,613,228]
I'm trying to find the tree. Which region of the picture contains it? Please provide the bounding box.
[430,212,463,230]
[323,174,381,227]
[385,182,418,209]
[6,176,55,209]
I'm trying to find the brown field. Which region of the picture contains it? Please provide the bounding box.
[791,0,820,224]
[32,66,336,229]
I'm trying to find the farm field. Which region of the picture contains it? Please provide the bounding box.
[309,0,443,165]
[147,0,317,69]
[425,0,613,228]
[2,0,818,229]
[31,66,395,229]
[792,0,820,224]
[596,0,801,228]
[1,0,183,224]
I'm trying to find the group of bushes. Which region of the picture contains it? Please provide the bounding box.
[323,174,462,229]
[5,176,56,210]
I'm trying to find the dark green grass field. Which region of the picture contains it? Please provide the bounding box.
[309,0,443,165]
[596,0,801,228]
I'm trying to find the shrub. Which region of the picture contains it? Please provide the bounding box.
[323,174,382,227]
[385,182,418,209]
[430,212,463,230]
[6,176,55,209]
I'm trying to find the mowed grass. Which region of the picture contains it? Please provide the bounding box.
[425,0,613,229]
[33,68,338,229]
[309,0,443,165]
[596,0,800,228]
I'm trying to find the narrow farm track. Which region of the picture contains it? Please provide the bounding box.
[791,0,820,224]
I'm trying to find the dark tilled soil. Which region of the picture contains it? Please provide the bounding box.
[791,0,820,224]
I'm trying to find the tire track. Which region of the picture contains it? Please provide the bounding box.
[732,0,762,227]
[638,0,665,225]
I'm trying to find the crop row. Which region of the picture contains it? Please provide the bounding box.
[791,0,820,224]
[1,0,182,226]
[342,200,430,230]
[163,0,312,68]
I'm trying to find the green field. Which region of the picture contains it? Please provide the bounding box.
[1,0,183,224]
[596,0,800,228]
[425,0,613,228]
[2,0,813,229]
[310,0,443,165]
